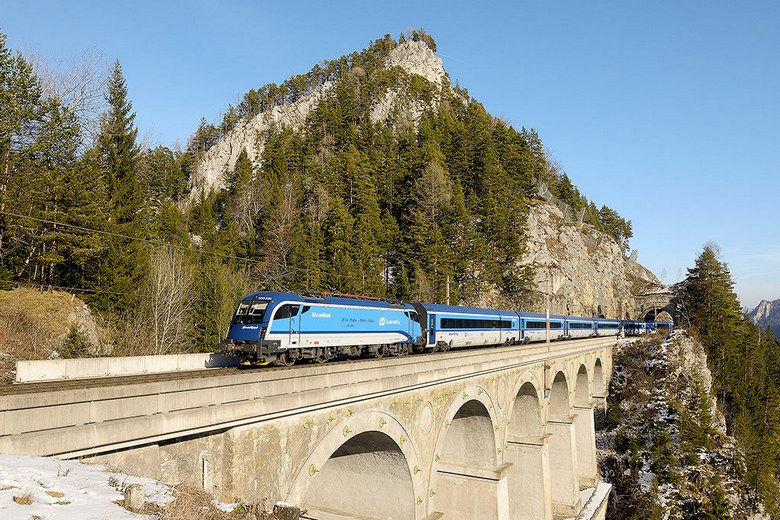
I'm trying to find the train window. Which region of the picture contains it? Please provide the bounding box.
[569,322,592,329]
[526,320,562,329]
[274,304,301,320]
[302,306,311,314]
[233,300,269,324]
[441,318,514,329]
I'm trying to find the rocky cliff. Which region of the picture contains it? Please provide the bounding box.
[189,40,449,198]
[749,298,780,339]
[521,202,662,319]
[599,331,768,518]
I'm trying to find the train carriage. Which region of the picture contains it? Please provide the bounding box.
[565,317,596,339]
[412,303,520,350]
[519,312,567,342]
[595,318,621,337]
[653,320,674,332]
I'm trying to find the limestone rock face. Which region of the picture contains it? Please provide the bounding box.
[521,203,661,319]
[189,40,448,199]
[188,85,332,199]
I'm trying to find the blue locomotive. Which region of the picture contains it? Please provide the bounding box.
[224,292,422,365]
[223,291,669,365]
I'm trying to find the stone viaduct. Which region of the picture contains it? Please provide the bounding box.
[0,338,615,519]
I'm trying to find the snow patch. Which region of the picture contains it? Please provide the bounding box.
[0,454,172,520]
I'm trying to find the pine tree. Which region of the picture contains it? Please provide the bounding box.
[0,32,44,266]
[89,60,143,313]
[683,243,780,514]
[98,60,140,225]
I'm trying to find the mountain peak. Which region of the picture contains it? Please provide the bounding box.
[188,37,450,198]
[748,298,780,338]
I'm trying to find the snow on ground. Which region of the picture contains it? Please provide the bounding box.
[0,454,173,519]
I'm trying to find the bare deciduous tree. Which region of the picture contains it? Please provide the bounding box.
[28,48,108,145]
[256,180,301,286]
[141,245,196,355]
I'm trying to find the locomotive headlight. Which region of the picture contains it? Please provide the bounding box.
[258,327,266,339]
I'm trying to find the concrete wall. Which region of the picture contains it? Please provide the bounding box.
[2,338,615,519]
[14,353,239,382]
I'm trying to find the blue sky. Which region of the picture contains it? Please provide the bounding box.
[3,1,779,309]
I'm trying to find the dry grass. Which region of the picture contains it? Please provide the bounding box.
[150,484,295,520]
[12,491,34,505]
[0,306,54,383]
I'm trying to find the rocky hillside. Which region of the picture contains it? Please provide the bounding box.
[749,299,780,339]
[190,39,449,198]
[599,331,769,519]
[521,202,661,318]
[0,288,105,382]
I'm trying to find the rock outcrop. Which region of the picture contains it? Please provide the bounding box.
[521,202,662,319]
[189,40,449,199]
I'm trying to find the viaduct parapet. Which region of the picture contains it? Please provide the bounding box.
[1,338,615,520]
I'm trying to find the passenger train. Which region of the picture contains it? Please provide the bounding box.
[222,291,673,366]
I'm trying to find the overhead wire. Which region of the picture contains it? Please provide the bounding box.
[0,210,262,266]
[0,209,388,291]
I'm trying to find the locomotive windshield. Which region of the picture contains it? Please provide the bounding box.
[232,300,269,324]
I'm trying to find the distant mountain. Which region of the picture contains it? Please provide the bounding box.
[748,299,780,339]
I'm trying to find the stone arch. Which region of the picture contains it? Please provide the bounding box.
[593,358,605,396]
[548,371,571,421]
[574,364,590,407]
[429,387,501,519]
[641,304,676,322]
[508,380,543,439]
[573,364,598,488]
[505,376,550,519]
[288,411,421,520]
[430,385,500,472]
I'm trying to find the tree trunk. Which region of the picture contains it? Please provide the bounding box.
[0,143,10,254]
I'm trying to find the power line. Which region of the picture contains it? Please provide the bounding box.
[1,210,262,266]
[1,209,399,294]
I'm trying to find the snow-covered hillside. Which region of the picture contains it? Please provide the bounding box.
[0,454,172,519]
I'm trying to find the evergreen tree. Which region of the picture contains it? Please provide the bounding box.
[98,60,140,225]
[682,243,780,515]
[91,60,142,313]
[0,32,44,268]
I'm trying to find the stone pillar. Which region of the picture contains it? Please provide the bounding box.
[431,463,511,520]
[573,404,598,488]
[505,435,552,520]
[547,418,581,517]
[592,393,608,430]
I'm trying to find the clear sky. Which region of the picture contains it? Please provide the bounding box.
[3,1,779,310]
